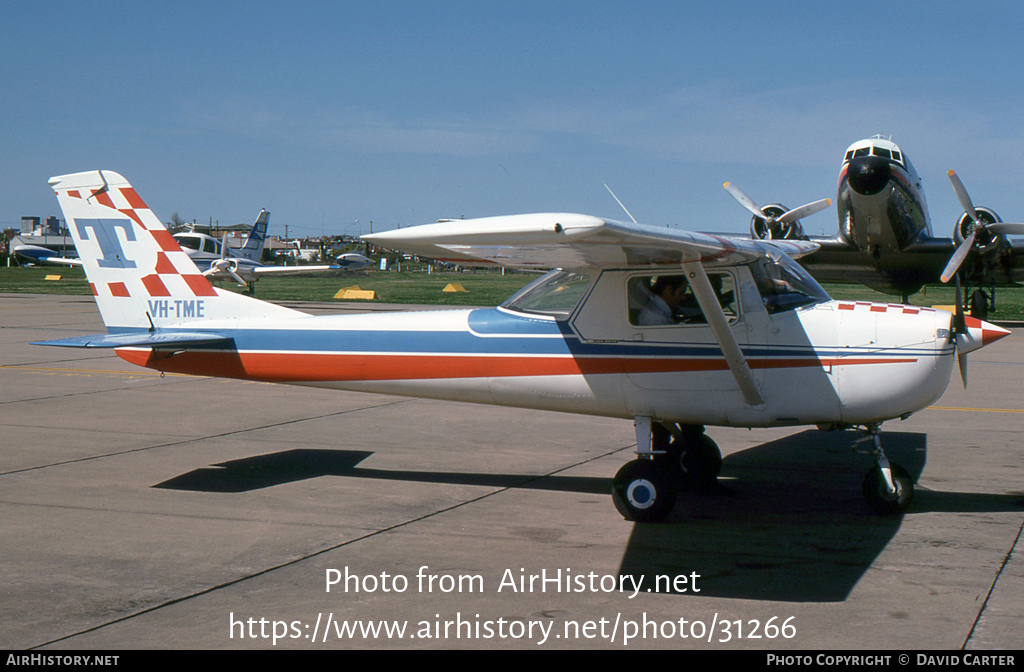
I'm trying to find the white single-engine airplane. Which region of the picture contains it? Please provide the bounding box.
[175,209,372,293]
[726,136,1024,314]
[12,243,82,267]
[37,170,1010,522]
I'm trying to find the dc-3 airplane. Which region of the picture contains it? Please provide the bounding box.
[175,209,372,293]
[725,136,1024,316]
[37,170,1011,522]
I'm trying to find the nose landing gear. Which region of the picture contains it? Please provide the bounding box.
[857,424,914,515]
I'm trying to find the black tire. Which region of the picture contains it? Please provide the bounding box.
[680,434,723,488]
[611,459,676,523]
[862,463,914,514]
[969,290,989,320]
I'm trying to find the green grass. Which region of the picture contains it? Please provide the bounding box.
[0,266,93,295]
[227,268,539,306]
[2,265,1022,319]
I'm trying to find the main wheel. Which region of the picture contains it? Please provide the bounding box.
[862,463,913,514]
[680,434,722,488]
[611,459,676,523]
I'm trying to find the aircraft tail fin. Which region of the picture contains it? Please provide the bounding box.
[237,209,269,261]
[49,171,304,330]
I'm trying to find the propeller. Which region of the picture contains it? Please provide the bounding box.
[952,275,968,387]
[940,170,1024,282]
[723,182,831,239]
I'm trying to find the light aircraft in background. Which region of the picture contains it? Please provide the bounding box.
[12,244,81,267]
[37,170,1009,522]
[725,136,1024,316]
[174,209,372,293]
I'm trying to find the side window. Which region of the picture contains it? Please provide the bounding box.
[627,273,736,326]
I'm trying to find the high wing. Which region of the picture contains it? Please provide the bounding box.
[363,213,818,270]
[366,214,819,408]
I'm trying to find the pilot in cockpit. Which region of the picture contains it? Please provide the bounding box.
[637,276,701,325]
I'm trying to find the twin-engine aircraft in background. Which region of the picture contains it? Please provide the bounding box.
[725,136,1024,316]
[174,209,372,293]
[37,170,1009,522]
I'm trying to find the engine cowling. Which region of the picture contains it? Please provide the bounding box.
[749,204,806,240]
[953,206,1006,256]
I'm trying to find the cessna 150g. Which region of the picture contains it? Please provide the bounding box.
[175,209,372,293]
[37,170,1009,522]
[725,136,1024,315]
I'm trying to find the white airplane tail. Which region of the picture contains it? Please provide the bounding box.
[49,170,303,330]
[237,209,269,262]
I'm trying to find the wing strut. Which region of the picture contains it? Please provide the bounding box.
[681,261,765,406]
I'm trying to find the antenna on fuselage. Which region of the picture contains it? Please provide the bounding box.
[603,183,638,224]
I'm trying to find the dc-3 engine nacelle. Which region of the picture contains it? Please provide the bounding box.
[749,204,806,241]
[954,206,1006,256]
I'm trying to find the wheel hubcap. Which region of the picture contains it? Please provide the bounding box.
[626,479,656,509]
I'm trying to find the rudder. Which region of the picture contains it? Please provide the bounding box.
[49,170,302,330]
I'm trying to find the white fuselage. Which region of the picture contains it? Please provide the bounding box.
[119,265,959,429]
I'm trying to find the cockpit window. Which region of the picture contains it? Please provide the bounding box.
[853,147,870,158]
[175,236,201,251]
[627,273,736,327]
[501,269,592,320]
[872,147,892,160]
[892,150,902,164]
[751,252,830,313]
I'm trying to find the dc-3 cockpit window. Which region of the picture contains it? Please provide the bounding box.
[627,272,737,326]
[501,269,592,320]
[751,252,830,313]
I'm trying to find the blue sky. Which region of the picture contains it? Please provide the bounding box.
[3,1,1023,238]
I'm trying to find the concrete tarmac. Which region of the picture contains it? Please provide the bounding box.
[1,293,1021,650]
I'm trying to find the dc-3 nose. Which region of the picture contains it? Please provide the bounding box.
[958,316,1011,355]
[847,155,891,196]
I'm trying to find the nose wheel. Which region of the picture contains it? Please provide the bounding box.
[857,425,914,514]
[862,463,913,514]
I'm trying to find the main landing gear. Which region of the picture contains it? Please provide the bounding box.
[857,424,914,515]
[612,419,915,522]
[612,420,722,523]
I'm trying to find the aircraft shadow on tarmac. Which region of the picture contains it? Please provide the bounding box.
[154,430,1023,603]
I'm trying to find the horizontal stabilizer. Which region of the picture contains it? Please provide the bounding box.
[33,331,232,349]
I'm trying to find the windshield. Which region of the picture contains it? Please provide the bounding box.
[501,269,592,320]
[174,235,201,251]
[751,252,830,313]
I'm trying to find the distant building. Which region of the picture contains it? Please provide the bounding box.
[20,216,63,235]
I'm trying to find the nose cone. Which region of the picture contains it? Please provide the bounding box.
[957,316,1011,355]
[847,155,891,196]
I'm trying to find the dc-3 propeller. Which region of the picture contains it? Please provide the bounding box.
[937,171,1024,388]
[723,182,832,239]
[940,170,1024,283]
